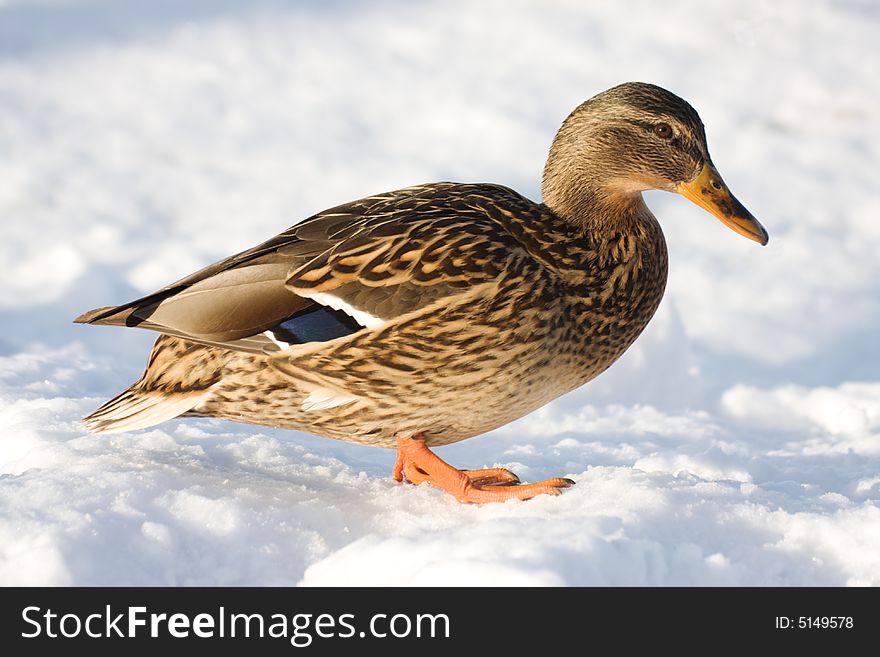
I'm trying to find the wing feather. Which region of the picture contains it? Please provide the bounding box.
[75,183,541,352]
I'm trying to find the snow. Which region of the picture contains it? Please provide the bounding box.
[1,0,878,585]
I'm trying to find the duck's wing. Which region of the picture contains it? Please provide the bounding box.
[74,183,535,354]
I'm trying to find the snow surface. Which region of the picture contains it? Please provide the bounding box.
[1,0,878,586]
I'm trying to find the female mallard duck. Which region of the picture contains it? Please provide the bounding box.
[76,82,767,503]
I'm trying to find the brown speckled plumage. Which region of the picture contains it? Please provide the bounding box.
[76,82,765,462]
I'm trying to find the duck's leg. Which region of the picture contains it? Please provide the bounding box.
[392,434,574,503]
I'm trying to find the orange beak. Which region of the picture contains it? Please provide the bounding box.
[677,163,769,245]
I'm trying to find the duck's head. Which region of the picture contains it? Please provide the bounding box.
[542,82,768,245]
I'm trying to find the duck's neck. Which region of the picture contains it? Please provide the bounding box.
[541,163,668,297]
[542,142,658,236]
[543,176,654,240]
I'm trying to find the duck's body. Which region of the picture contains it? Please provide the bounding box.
[77,83,766,502]
[92,183,667,448]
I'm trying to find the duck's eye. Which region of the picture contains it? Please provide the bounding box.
[654,123,673,139]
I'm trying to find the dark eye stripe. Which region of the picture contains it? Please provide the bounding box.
[623,118,674,139]
[621,118,654,132]
[620,117,703,162]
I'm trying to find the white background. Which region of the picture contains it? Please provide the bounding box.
[1,0,878,585]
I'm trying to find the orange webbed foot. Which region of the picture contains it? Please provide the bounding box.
[393,434,574,503]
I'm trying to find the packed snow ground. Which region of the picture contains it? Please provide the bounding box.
[1,0,878,586]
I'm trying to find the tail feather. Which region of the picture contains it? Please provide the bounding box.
[83,388,209,434]
[82,334,230,434]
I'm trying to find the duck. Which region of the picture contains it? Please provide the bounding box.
[75,82,768,503]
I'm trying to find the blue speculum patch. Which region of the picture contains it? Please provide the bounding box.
[272,304,364,344]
